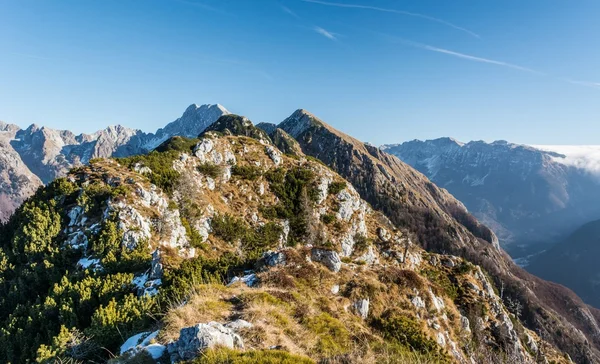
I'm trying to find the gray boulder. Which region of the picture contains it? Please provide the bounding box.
[149,249,163,280]
[262,250,286,267]
[353,299,370,319]
[377,227,391,242]
[311,248,342,272]
[167,322,244,362]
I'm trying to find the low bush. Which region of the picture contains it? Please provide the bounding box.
[118,150,181,193]
[372,311,446,359]
[181,218,205,249]
[232,165,262,180]
[328,181,346,195]
[353,234,369,255]
[304,313,351,356]
[321,214,336,224]
[211,214,248,243]
[422,268,459,301]
[197,162,222,179]
[162,253,247,295]
[264,167,319,244]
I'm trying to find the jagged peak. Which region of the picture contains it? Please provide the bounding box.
[0,120,21,132]
[25,123,41,132]
[435,137,464,147]
[183,103,231,116]
[278,108,326,138]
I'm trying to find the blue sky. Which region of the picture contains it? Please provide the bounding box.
[1,0,599,145]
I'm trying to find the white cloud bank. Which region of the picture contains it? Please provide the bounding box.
[533,145,600,176]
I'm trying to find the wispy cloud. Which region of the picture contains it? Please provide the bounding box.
[301,0,480,38]
[395,38,542,75]
[313,26,338,40]
[565,79,600,89]
[280,4,301,19]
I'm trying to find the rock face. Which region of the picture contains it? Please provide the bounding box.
[167,322,244,362]
[0,123,43,221]
[382,138,600,253]
[353,299,370,319]
[311,248,342,272]
[0,104,229,221]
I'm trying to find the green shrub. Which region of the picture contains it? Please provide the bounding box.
[181,218,205,249]
[154,136,198,153]
[117,150,182,194]
[321,214,336,224]
[232,165,262,180]
[47,178,79,200]
[0,184,154,363]
[86,295,155,350]
[455,261,474,275]
[111,184,131,199]
[211,214,248,243]
[353,234,369,255]
[77,181,113,215]
[162,253,246,294]
[197,163,222,179]
[304,313,351,356]
[264,167,319,244]
[211,214,282,260]
[328,181,346,195]
[89,219,152,274]
[372,311,445,359]
[242,222,283,259]
[421,268,458,301]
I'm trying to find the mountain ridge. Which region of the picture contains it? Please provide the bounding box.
[383,137,600,249]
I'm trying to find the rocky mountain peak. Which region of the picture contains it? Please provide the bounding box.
[279,108,324,138]
[0,121,20,132]
[182,103,230,118]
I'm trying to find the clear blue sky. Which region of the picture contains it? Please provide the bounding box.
[1,0,599,145]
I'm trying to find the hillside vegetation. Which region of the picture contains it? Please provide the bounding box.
[0,115,581,363]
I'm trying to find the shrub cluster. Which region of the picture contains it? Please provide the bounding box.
[0,179,155,363]
[211,214,283,260]
[372,311,446,359]
[197,162,222,179]
[261,167,319,245]
[231,165,262,181]
[328,181,346,195]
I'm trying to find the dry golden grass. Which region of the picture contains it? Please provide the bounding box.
[160,284,235,342]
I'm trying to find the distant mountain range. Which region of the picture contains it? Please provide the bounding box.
[0,104,229,220]
[382,139,600,256]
